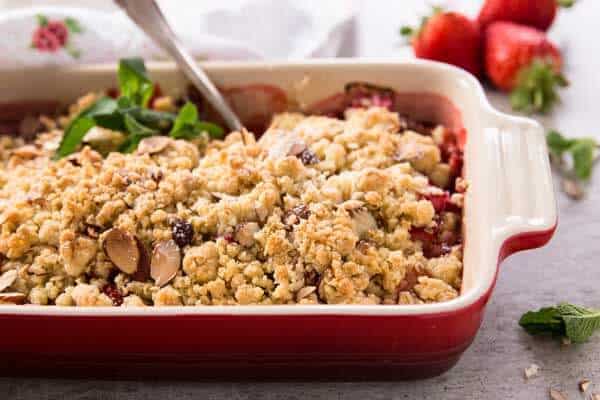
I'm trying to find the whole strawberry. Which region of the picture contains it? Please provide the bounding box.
[484,21,567,113]
[478,0,575,31]
[401,9,482,77]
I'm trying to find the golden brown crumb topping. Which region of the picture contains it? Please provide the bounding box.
[0,105,463,306]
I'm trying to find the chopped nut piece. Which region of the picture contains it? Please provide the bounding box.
[103,228,140,274]
[151,240,181,287]
[524,363,540,379]
[578,379,591,393]
[549,388,568,400]
[561,178,584,200]
[0,269,17,292]
[0,292,26,304]
[153,96,177,112]
[136,136,171,155]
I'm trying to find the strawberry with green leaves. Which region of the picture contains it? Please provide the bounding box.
[478,0,576,31]
[484,21,567,114]
[401,8,482,77]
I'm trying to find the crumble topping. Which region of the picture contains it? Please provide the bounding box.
[0,104,464,306]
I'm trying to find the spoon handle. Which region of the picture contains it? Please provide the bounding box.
[115,0,243,132]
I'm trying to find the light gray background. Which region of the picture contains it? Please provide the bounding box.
[1,1,599,399]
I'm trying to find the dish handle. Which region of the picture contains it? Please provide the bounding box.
[481,111,558,260]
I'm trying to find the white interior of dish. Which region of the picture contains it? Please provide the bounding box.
[0,59,556,316]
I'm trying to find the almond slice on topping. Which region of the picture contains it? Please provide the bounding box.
[349,207,377,238]
[151,240,181,287]
[0,292,26,304]
[268,132,306,159]
[234,222,260,247]
[296,286,316,301]
[136,136,171,155]
[0,269,17,292]
[103,228,140,274]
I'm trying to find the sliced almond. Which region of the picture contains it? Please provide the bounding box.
[296,286,316,301]
[103,228,140,274]
[0,292,26,304]
[268,132,306,159]
[136,136,171,155]
[234,222,260,247]
[0,269,17,292]
[579,379,591,393]
[349,207,377,238]
[549,388,568,400]
[151,240,181,287]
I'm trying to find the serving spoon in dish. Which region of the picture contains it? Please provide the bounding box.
[114,0,243,132]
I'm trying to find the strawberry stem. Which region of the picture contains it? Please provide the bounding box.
[510,59,568,114]
[399,5,444,40]
[557,0,576,8]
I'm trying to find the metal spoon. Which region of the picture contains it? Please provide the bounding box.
[115,0,243,132]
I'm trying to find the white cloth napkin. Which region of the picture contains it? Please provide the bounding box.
[0,0,357,69]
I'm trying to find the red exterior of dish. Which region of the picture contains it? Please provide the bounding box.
[0,227,555,380]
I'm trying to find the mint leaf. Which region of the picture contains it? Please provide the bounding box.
[195,121,224,139]
[571,139,596,180]
[54,97,118,159]
[64,17,83,33]
[170,102,224,140]
[118,58,154,108]
[557,304,600,343]
[119,114,158,153]
[519,307,564,336]
[547,130,597,181]
[519,303,600,343]
[547,130,575,156]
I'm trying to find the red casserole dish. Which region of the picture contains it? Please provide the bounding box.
[0,60,556,379]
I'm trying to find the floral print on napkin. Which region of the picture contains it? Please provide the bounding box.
[30,14,83,58]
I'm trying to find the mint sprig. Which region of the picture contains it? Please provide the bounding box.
[520,303,600,343]
[54,58,224,158]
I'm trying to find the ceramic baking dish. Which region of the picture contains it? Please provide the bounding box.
[0,60,556,379]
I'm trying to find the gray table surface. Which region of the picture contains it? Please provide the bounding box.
[2,1,599,399]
